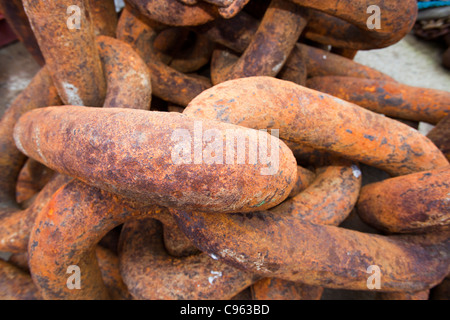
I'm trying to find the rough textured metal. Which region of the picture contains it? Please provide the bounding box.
[117,5,211,106]
[0,67,62,252]
[96,35,152,110]
[14,107,297,213]
[0,174,72,253]
[119,218,256,300]
[193,11,259,53]
[217,0,250,19]
[22,0,106,107]
[0,259,41,300]
[28,179,156,299]
[127,0,218,26]
[184,77,448,176]
[252,279,323,300]
[292,44,394,81]
[378,290,429,300]
[88,0,118,37]
[307,76,450,124]
[302,0,418,49]
[251,159,361,300]
[358,167,450,234]
[211,0,308,84]
[16,159,54,204]
[173,209,450,291]
[0,35,150,253]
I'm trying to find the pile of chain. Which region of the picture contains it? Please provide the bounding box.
[0,0,449,300]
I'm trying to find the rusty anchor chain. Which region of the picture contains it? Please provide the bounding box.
[0,0,449,301]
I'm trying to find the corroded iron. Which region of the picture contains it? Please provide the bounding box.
[302,0,418,50]
[14,106,296,212]
[307,76,450,124]
[117,5,211,106]
[0,34,151,253]
[1,0,449,301]
[120,218,256,300]
[184,77,448,176]
[211,0,308,84]
[357,167,450,234]
[0,259,41,300]
[22,0,106,107]
[172,209,450,291]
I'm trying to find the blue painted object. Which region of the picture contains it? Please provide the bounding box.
[418,1,450,10]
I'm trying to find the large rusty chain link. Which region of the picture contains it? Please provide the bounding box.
[0,0,449,300]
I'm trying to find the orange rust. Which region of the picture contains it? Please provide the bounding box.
[302,1,417,49]
[0,259,41,300]
[16,159,54,204]
[119,218,256,300]
[184,77,448,176]
[252,278,323,300]
[87,0,118,37]
[22,0,106,107]
[307,76,450,124]
[217,0,250,18]
[173,208,450,291]
[211,0,308,84]
[28,179,156,299]
[14,106,296,213]
[127,0,219,26]
[117,5,211,106]
[357,167,450,234]
[0,35,150,253]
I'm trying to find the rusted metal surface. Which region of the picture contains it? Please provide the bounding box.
[427,114,450,161]
[117,5,211,106]
[96,246,133,300]
[302,0,418,50]
[184,77,448,176]
[0,174,72,253]
[252,159,361,300]
[88,0,118,37]
[1,0,448,301]
[173,209,450,291]
[119,218,256,300]
[193,11,259,53]
[16,159,54,204]
[96,35,152,110]
[0,67,63,253]
[211,0,308,84]
[293,44,394,81]
[28,179,154,299]
[330,47,358,60]
[290,0,417,39]
[357,167,450,234]
[307,76,450,124]
[154,29,214,73]
[22,0,106,107]
[127,0,218,26]
[252,279,323,300]
[0,0,45,66]
[14,106,296,213]
[0,259,41,300]
[216,0,250,19]
[0,34,150,254]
